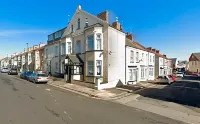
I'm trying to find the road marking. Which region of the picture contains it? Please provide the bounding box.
[46,88,51,91]
[68,116,72,120]
[64,111,68,115]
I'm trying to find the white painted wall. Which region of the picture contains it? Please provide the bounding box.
[106,27,125,88]
[126,46,149,84]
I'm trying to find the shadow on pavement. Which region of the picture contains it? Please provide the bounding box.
[136,80,200,108]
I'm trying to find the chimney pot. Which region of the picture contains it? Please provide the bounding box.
[97,11,109,23]
[126,33,133,41]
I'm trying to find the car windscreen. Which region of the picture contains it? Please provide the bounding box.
[37,74,47,77]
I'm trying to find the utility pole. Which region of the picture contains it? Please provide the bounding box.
[26,43,29,71]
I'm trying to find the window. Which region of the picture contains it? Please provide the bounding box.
[76,40,81,53]
[142,53,144,61]
[71,25,73,33]
[149,68,153,76]
[130,51,134,63]
[150,55,152,62]
[129,69,133,80]
[46,49,48,59]
[55,62,58,70]
[146,54,148,63]
[87,61,94,76]
[55,46,59,56]
[29,55,31,61]
[77,18,80,29]
[153,56,154,62]
[96,33,101,50]
[67,42,71,54]
[85,18,88,27]
[136,52,139,62]
[48,34,54,41]
[87,35,94,51]
[141,68,145,78]
[145,68,147,77]
[96,60,102,75]
[61,43,66,55]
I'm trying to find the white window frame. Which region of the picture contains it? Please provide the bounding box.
[136,52,139,62]
[96,33,101,50]
[141,67,145,78]
[130,50,134,63]
[67,42,71,54]
[96,60,102,75]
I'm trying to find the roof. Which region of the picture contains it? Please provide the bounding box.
[192,52,200,60]
[125,39,147,51]
[66,55,83,65]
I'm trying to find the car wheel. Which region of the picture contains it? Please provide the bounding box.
[33,80,36,84]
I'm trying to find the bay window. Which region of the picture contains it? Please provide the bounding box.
[96,60,102,75]
[87,35,94,51]
[87,61,94,76]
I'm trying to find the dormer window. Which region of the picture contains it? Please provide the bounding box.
[77,18,80,29]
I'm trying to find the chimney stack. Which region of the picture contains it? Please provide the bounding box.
[33,45,39,50]
[126,33,133,41]
[152,48,156,52]
[39,42,45,47]
[112,21,121,31]
[97,11,109,23]
[147,47,152,51]
[156,50,160,54]
[163,54,166,57]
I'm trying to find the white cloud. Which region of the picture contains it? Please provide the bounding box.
[0,29,48,37]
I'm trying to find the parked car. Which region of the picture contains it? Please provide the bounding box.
[1,68,10,73]
[20,72,27,79]
[8,68,18,75]
[168,75,176,82]
[25,72,33,80]
[192,72,198,76]
[175,72,184,78]
[155,75,173,85]
[29,73,50,84]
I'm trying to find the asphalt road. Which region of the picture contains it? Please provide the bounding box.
[137,75,200,110]
[0,73,184,124]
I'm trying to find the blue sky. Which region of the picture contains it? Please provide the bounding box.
[0,0,200,60]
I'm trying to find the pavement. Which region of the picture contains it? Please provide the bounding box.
[48,80,130,100]
[0,73,185,124]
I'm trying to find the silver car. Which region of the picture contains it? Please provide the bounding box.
[155,75,173,85]
[29,73,50,84]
